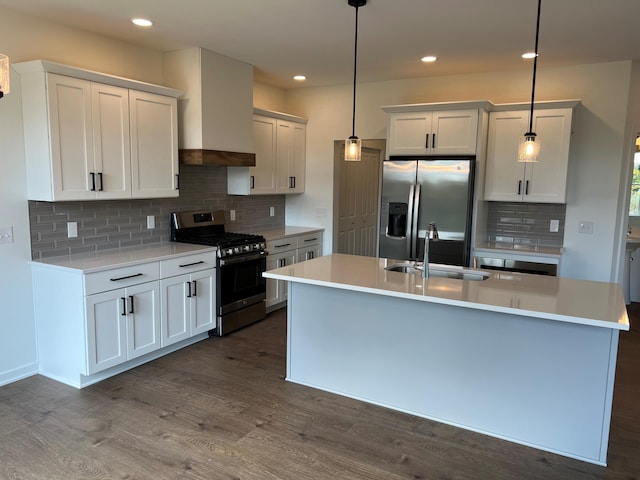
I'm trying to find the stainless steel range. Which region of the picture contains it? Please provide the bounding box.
[170,210,267,336]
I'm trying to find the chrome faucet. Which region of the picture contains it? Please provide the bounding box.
[422,221,439,279]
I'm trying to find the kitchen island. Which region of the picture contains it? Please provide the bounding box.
[263,253,629,466]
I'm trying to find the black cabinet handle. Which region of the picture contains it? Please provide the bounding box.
[179,260,205,268]
[274,243,291,248]
[304,238,318,242]
[175,174,180,190]
[98,172,104,191]
[518,180,522,195]
[90,172,96,192]
[432,133,436,149]
[121,297,126,316]
[192,280,197,297]
[525,180,530,195]
[110,273,144,282]
[128,295,134,314]
[187,281,192,298]
[250,175,255,189]
[425,134,429,149]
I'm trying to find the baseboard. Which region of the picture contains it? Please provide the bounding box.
[0,362,39,387]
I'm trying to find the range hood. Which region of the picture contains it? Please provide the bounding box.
[164,48,255,166]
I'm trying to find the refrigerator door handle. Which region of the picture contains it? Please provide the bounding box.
[411,184,421,259]
[406,184,416,256]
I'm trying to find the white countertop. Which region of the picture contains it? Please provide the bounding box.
[264,253,629,331]
[31,242,216,274]
[259,226,323,241]
[474,242,563,259]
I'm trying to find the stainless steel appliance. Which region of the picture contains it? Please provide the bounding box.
[170,210,267,336]
[474,256,557,276]
[378,156,475,266]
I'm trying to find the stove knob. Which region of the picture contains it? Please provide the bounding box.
[243,245,251,252]
[234,247,241,254]
[227,248,234,256]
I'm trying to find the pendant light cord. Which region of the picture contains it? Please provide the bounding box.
[528,0,542,133]
[351,4,359,137]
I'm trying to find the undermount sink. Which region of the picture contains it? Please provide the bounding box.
[385,262,491,281]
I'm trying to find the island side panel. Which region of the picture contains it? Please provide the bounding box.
[286,282,617,465]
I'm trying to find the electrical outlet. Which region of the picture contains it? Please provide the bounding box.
[269,206,275,217]
[578,221,594,234]
[67,222,78,238]
[549,219,559,233]
[147,215,155,229]
[230,210,236,221]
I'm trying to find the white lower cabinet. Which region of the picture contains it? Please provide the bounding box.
[86,281,160,375]
[31,246,217,388]
[265,230,323,311]
[160,268,216,347]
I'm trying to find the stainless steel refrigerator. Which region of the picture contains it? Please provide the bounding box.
[378,156,475,266]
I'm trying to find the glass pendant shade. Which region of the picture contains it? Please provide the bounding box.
[0,54,9,98]
[518,133,540,163]
[345,135,362,162]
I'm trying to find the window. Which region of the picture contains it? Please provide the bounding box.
[630,151,640,216]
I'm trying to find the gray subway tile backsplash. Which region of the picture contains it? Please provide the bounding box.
[29,165,286,260]
[486,201,565,248]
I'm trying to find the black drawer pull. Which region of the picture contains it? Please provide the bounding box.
[110,273,144,282]
[179,260,205,268]
[274,243,291,248]
[304,238,318,242]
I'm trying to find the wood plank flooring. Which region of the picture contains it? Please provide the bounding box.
[1,304,639,479]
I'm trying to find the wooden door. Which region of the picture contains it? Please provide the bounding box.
[337,146,381,256]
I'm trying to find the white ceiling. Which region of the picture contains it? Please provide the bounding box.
[2,0,640,88]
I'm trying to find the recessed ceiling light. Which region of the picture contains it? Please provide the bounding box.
[293,75,306,81]
[522,52,538,59]
[421,56,437,63]
[132,18,153,27]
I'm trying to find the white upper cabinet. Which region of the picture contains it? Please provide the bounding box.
[484,106,575,203]
[227,109,307,195]
[129,90,179,198]
[386,109,479,156]
[15,60,181,201]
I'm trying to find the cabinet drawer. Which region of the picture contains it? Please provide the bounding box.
[160,252,217,278]
[266,238,297,253]
[298,232,322,248]
[85,262,159,295]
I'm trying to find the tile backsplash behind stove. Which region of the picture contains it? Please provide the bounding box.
[29,165,285,259]
[486,202,566,248]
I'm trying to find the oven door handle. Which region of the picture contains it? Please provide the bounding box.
[218,252,266,266]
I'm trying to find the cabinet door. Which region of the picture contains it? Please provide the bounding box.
[250,115,278,194]
[431,110,478,155]
[160,274,191,347]
[522,109,573,203]
[125,281,161,360]
[190,269,216,335]
[86,289,127,374]
[91,83,131,199]
[47,73,95,200]
[130,91,179,198]
[266,251,297,308]
[276,120,306,193]
[484,111,528,202]
[387,112,432,156]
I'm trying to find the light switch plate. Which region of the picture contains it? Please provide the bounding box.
[230,210,236,221]
[269,206,275,217]
[147,215,155,229]
[550,219,559,233]
[578,221,594,234]
[0,225,13,244]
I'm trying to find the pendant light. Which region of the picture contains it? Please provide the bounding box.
[345,0,366,162]
[518,0,542,163]
[0,53,9,99]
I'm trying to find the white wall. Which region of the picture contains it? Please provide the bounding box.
[282,61,634,283]
[0,6,166,385]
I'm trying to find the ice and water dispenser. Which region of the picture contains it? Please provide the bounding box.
[387,202,408,238]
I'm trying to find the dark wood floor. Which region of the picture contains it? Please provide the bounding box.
[1,305,639,480]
